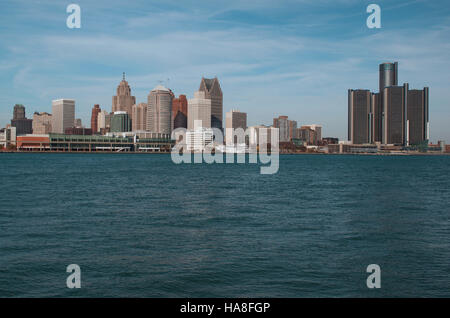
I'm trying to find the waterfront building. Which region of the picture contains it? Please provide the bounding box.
[112,73,136,116]
[297,126,318,145]
[91,104,101,134]
[97,110,111,133]
[225,109,247,145]
[407,88,429,145]
[379,62,398,92]
[273,116,297,142]
[186,126,214,152]
[147,85,173,134]
[348,89,372,144]
[13,104,25,120]
[382,83,408,145]
[65,127,92,135]
[110,111,132,133]
[11,104,32,135]
[52,99,75,134]
[198,77,223,130]
[248,125,277,152]
[172,95,188,130]
[32,112,52,135]
[188,91,212,130]
[132,103,147,132]
[0,126,16,148]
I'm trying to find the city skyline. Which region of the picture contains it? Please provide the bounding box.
[1,0,450,142]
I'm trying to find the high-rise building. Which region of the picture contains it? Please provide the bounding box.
[303,124,322,145]
[112,73,136,116]
[379,62,398,92]
[91,104,101,134]
[172,95,188,130]
[10,104,32,135]
[348,62,430,146]
[147,85,173,134]
[13,104,26,120]
[225,110,247,145]
[348,89,372,144]
[132,103,147,132]
[51,99,75,134]
[273,116,296,142]
[97,110,111,134]
[407,87,429,145]
[298,126,318,145]
[110,111,131,132]
[371,92,382,142]
[198,77,223,130]
[32,112,52,134]
[383,83,408,145]
[188,91,212,130]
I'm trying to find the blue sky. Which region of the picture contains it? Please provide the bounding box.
[1,0,449,142]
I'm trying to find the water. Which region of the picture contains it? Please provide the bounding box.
[0,153,449,297]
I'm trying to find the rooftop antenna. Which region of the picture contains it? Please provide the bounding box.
[123,72,125,81]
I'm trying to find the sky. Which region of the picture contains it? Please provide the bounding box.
[0,0,449,142]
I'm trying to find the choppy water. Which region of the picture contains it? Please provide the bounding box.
[0,153,449,297]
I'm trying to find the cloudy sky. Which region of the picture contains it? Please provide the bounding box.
[1,0,449,142]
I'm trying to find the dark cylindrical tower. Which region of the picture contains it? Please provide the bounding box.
[379,62,398,91]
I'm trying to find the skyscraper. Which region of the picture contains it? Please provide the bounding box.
[371,92,382,142]
[188,91,212,130]
[348,89,371,144]
[110,111,131,132]
[32,112,52,134]
[132,103,147,131]
[198,77,223,130]
[273,116,296,142]
[112,73,136,116]
[147,85,173,134]
[383,83,408,145]
[91,104,101,134]
[225,109,247,145]
[97,110,111,134]
[379,62,398,92]
[407,87,429,145]
[52,99,75,134]
[13,104,25,120]
[11,104,32,135]
[172,95,188,130]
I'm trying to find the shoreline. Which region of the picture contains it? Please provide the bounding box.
[1,150,449,156]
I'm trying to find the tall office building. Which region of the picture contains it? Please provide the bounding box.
[172,95,188,130]
[348,89,372,144]
[383,83,408,145]
[112,73,136,116]
[32,112,52,134]
[52,99,75,134]
[13,104,25,120]
[303,124,322,144]
[273,116,296,142]
[348,62,430,146]
[379,62,398,92]
[147,85,173,134]
[97,110,111,134]
[371,92,382,142]
[91,104,101,134]
[188,91,212,130]
[407,87,429,145]
[198,77,223,130]
[11,104,32,135]
[225,109,247,145]
[132,103,147,131]
[110,111,131,132]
